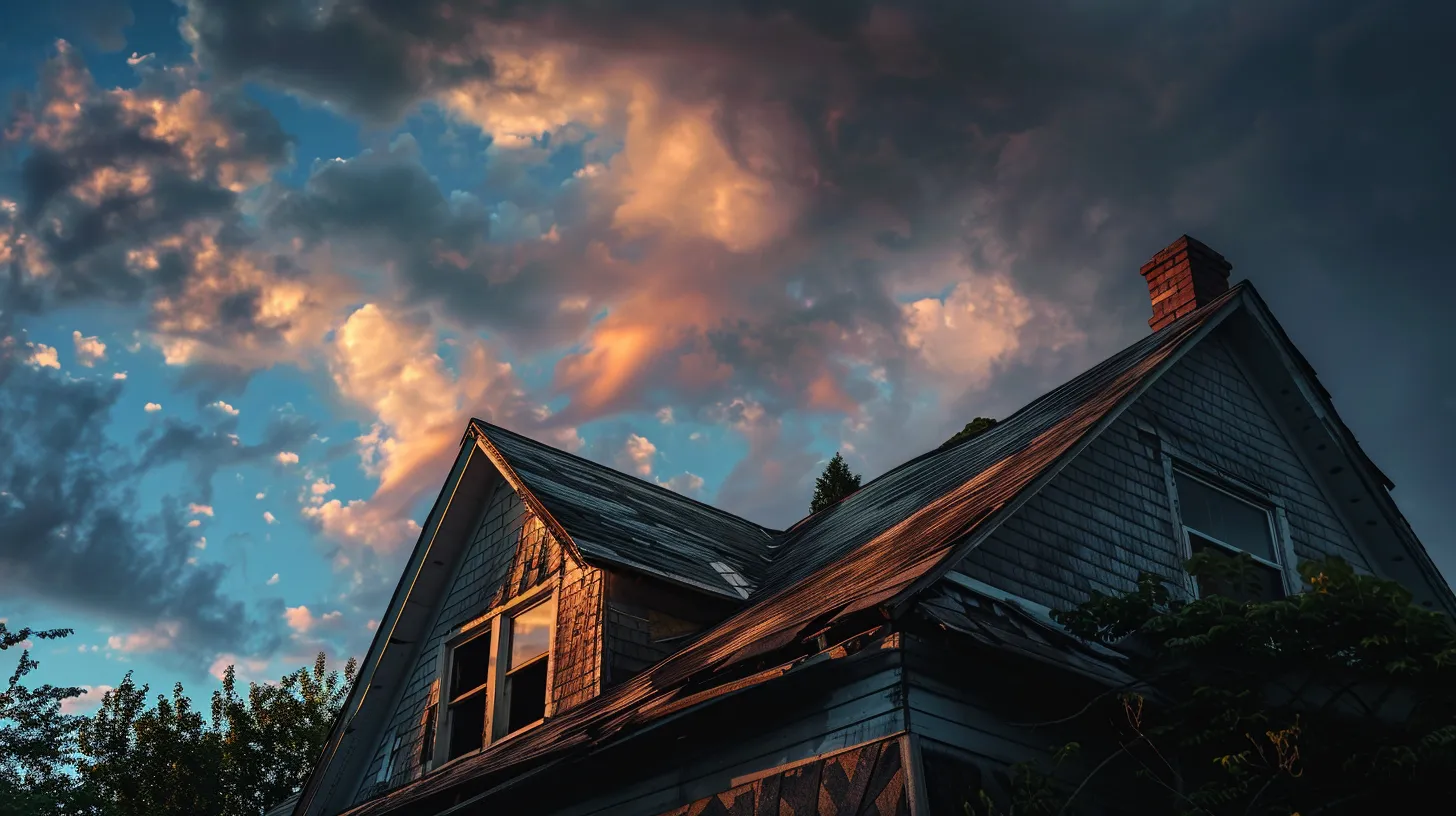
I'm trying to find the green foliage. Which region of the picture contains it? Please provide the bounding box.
[941,417,999,450]
[810,451,862,513]
[979,556,1456,814]
[1,622,89,816]
[1,619,357,816]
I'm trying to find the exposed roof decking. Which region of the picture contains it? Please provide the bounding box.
[472,421,778,599]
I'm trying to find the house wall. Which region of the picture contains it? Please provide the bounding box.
[543,643,907,816]
[956,332,1373,611]
[352,480,603,805]
[601,572,737,688]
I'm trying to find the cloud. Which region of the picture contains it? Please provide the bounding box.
[208,653,269,682]
[262,511,276,524]
[134,412,315,503]
[107,620,181,653]
[112,371,127,380]
[72,331,107,366]
[618,433,657,477]
[209,400,239,416]
[187,503,213,516]
[266,573,279,585]
[144,402,162,412]
[283,605,343,635]
[309,478,335,497]
[25,343,60,369]
[655,407,674,424]
[275,451,299,465]
[1,42,351,376]
[301,302,560,553]
[59,684,115,715]
[658,471,705,498]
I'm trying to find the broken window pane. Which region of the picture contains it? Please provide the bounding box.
[506,656,549,732]
[450,632,491,699]
[447,694,487,760]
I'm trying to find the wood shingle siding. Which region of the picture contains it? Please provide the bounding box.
[956,331,1372,611]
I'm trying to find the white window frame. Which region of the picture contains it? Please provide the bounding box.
[428,586,558,770]
[1160,451,1301,599]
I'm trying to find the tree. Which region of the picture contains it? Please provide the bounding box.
[941,417,999,450]
[77,653,356,816]
[811,452,862,513]
[0,621,89,816]
[973,554,1456,815]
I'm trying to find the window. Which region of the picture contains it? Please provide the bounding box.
[434,590,556,765]
[1172,470,1287,602]
[445,631,491,760]
[501,597,554,734]
[374,729,395,786]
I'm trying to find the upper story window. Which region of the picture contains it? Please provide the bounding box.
[1171,469,1288,602]
[434,589,557,767]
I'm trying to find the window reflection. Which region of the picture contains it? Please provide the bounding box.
[509,598,555,670]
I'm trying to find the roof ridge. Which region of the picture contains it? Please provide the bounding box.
[469,419,779,538]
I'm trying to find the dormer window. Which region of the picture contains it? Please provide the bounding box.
[1170,469,1290,602]
[434,589,556,766]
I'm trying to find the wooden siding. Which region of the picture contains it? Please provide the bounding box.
[602,571,737,688]
[549,645,907,816]
[352,480,603,804]
[957,332,1373,611]
[655,737,909,816]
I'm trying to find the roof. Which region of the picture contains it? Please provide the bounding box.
[340,283,1241,816]
[754,317,1207,597]
[471,421,776,599]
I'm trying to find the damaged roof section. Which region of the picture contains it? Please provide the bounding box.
[916,578,1137,689]
[753,307,1230,599]
[471,421,777,600]
[342,288,1240,816]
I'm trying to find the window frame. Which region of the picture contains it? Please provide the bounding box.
[1160,451,1301,599]
[427,586,558,770]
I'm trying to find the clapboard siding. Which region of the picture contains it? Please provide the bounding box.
[902,638,1083,767]
[958,332,1371,611]
[552,647,907,816]
[352,480,603,804]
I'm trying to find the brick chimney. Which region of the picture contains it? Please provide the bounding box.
[1140,235,1232,331]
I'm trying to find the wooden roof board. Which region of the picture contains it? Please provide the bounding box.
[471,421,777,600]
[339,287,1240,816]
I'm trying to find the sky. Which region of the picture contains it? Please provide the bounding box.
[2,0,1454,715]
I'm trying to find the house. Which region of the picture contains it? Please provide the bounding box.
[290,236,1456,816]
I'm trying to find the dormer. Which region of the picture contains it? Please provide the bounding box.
[295,422,771,816]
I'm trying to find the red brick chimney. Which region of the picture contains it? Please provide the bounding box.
[1140,235,1232,331]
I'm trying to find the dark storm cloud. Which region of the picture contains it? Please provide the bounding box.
[0,330,286,666]
[135,411,317,503]
[1,41,296,332]
[177,0,1456,571]
[265,136,594,349]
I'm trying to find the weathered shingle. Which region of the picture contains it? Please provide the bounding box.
[339,284,1239,816]
[473,422,777,599]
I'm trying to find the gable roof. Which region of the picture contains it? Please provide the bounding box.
[338,283,1243,816]
[471,421,776,599]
